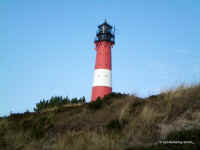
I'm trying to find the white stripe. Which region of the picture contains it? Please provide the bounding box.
[93,69,112,87]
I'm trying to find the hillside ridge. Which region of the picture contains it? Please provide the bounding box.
[0,84,200,150]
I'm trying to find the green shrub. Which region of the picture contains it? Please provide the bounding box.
[87,92,128,110]
[34,96,86,112]
[103,92,128,100]
[88,97,103,110]
[71,98,79,104]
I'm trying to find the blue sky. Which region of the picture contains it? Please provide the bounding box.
[1,0,200,116]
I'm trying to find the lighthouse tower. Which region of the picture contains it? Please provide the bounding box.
[91,21,115,101]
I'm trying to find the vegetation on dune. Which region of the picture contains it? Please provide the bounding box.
[0,84,200,150]
[34,96,86,112]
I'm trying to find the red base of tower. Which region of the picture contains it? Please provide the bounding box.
[91,86,112,101]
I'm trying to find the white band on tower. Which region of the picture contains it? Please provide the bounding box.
[93,69,112,87]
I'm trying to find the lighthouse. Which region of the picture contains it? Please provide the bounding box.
[91,20,115,101]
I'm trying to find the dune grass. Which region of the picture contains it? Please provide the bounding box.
[0,83,200,150]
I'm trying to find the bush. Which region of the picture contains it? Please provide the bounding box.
[88,92,128,110]
[34,96,86,112]
[103,92,128,100]
[88,97,103,110]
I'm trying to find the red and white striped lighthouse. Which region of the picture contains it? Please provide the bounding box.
[91,21,115,101]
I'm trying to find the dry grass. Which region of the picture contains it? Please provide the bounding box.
[1,83,200,150]
[52,131,123,150]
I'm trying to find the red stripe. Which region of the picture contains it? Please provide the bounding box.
[95,41,113,70]
[91,86,112,101]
